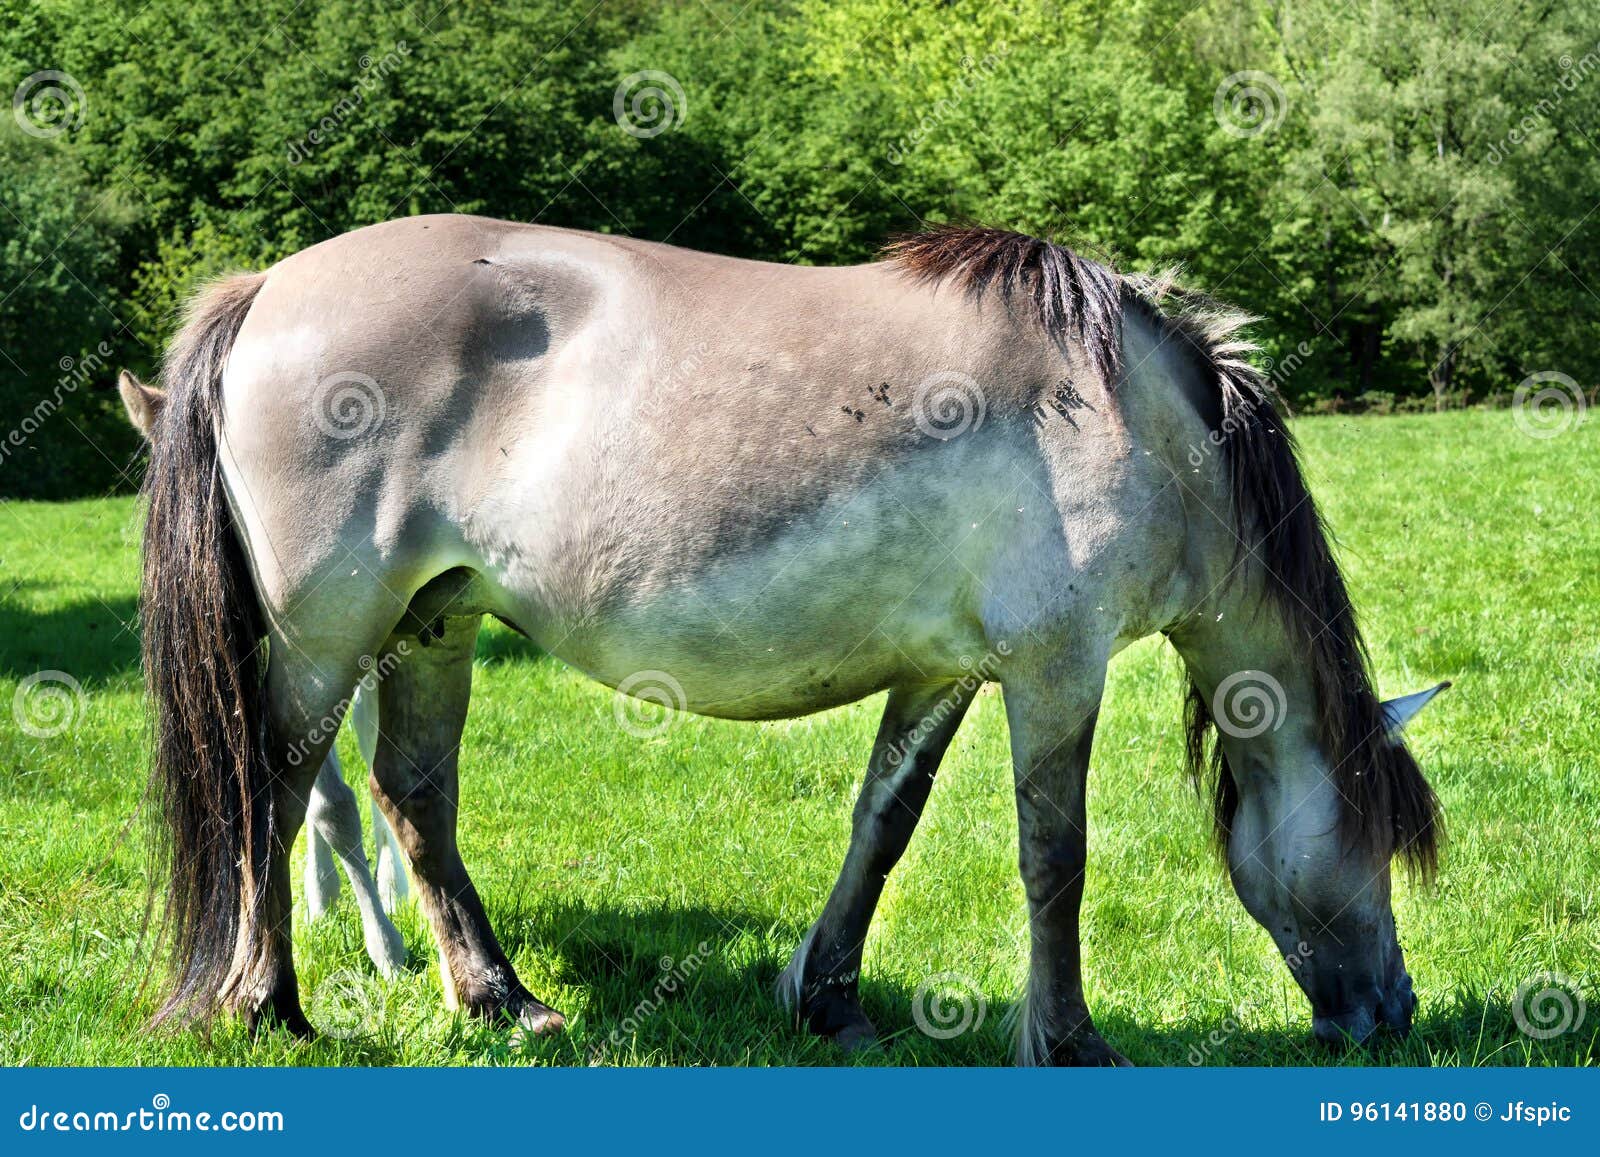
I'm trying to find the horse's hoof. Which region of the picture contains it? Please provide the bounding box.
[505,997,566,1045]
[793,983,877,1050]
[833,1019,879,1053]
[1018,1029,1131,1067]
[242,999,316,1041]
[364,918,408,979]
[1064,1040,1132,1067]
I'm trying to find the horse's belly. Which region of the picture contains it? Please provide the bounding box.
[480,413,1043,721]
[520,515,995,721]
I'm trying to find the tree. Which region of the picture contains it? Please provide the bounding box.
[1269,0,1600,404]
[0,122,133,498]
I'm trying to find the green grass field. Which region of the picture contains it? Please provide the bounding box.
[1,409,1596,1067]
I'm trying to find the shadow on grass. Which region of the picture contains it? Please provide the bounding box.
[0,589,141,685]
[291,899,1591,1068]
[258,911,1599,1068]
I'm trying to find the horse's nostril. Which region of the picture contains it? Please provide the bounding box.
[1378,975,1417,1034]
[1313,1005,1377,1048]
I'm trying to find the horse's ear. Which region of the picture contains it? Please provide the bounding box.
[118,369,166,439]
[1381,681,1450,734]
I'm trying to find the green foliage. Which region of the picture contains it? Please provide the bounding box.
[1269,0,1600,400]
[3,0,1598,495]
[0,121,134,499]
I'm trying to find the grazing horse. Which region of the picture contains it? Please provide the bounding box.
[137,218,1441,1064]
[121,372,408,979]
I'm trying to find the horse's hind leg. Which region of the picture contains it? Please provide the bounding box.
[305,748,407,977]
[778,681,975,1048]
[349,684,409,913]
[367,615,562,1034]
[1002,659,1128,1066]
[226,640,373,1034]
[372,794,408,914]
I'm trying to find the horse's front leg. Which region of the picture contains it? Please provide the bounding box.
[779,680,975,1049]
[1003,663,1128,1066]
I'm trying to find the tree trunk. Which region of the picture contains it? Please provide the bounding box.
[1429,343,1456,412]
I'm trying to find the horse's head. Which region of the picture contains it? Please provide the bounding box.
[1176,654,1446,1048]
[1301,682,1447,1046]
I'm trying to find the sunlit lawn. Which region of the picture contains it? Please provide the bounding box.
[1,408,1596,1066]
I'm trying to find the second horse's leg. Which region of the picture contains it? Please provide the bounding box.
[305,749,407,977]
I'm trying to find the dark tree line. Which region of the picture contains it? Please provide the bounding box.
[3,0,1595,496]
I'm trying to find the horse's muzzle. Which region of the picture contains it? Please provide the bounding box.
[1312,971,1415,1047]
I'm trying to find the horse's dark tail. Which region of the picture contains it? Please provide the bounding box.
[141,271,270,1024]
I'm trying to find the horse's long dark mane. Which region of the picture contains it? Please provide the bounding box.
[884,224,1439,874]
[884,225,1123,383]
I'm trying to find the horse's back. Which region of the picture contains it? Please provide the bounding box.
[217,215,1189,714]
